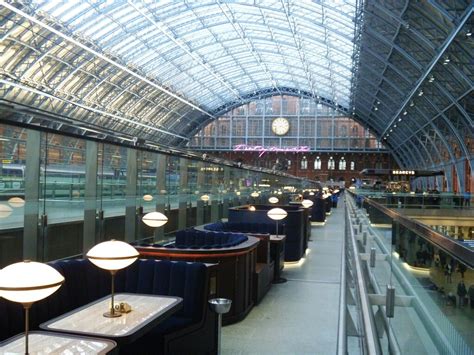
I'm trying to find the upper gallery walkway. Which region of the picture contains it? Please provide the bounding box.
[222,199,346,354]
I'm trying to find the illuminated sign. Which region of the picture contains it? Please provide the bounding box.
[233,144,310,157]
[392,170,415,175]
[200,167,223,172]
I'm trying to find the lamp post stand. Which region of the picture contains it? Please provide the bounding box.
[23,302,33,355]
[104,270,121,318]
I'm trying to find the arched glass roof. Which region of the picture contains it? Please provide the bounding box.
[33,0,356,110]
[0,0,472,185]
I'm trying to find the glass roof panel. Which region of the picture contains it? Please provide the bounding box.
[31,0,357,109]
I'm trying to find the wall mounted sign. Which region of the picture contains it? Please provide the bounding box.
[233,144,310,157]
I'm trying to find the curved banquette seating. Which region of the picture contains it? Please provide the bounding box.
[311,197,327,222]
[204,221,283,235]
[0,258,216,355]
[136,235,261,325]
[172,229,248,249]
[228,205,306,262]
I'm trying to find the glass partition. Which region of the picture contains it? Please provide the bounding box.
[0,123,308,267]
[40,132,87,260]
[0,126,26,266]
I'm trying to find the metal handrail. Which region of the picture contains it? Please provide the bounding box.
[336,202,347,355]
[345,198,381,354]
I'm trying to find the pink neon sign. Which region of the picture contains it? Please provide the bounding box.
[233,144,310,157]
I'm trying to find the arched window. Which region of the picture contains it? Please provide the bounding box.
[350,161,355,171]
[328,157,335,170]
[352,126,358,136]
[287,159,291,168]
[340,125,347,137]
[314,156,321,170]
[339,157,346,170]
[301,156,308,170]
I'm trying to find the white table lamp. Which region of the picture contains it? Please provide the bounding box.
[8,197,25,208]
[267,208,288,236]
[301,199,314,208]
[0,203,13,218]
[268,197,279,204]
[87,240,138,318]
[0,261,64,355]
[142,211,168,228]
[142,194,153,202]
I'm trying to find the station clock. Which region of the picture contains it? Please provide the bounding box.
[271,117,290,136]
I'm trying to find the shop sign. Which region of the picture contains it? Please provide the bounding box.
[392,170,415,175]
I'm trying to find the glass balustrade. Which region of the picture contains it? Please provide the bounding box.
[345,191,473,354]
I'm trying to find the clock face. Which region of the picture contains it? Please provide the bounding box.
[272,117,290,135]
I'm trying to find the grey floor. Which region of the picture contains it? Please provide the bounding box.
[222,203,345,354]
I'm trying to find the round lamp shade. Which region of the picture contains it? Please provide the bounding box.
[200,194,210,202]
[309,192,315,196]
[301,199,314,208]
[277,191,283,195]
[250,192,259,198]
[267,208,288,221]
[8,197,25,208]
[0,261,64,304]
[248,206,256,211]
[268,197,279,204]
[142,211,168,227]
[0,204,13,219]
[87,240,139,271]
[143,194,153,202]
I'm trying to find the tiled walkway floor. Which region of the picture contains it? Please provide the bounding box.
[222,202,345,354]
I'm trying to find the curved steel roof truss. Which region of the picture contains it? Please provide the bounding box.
[0,0,472,189]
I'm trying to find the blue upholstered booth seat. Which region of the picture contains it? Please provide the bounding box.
[204,221,283,235]
[0,258,211,352]
[173,229,248,249]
